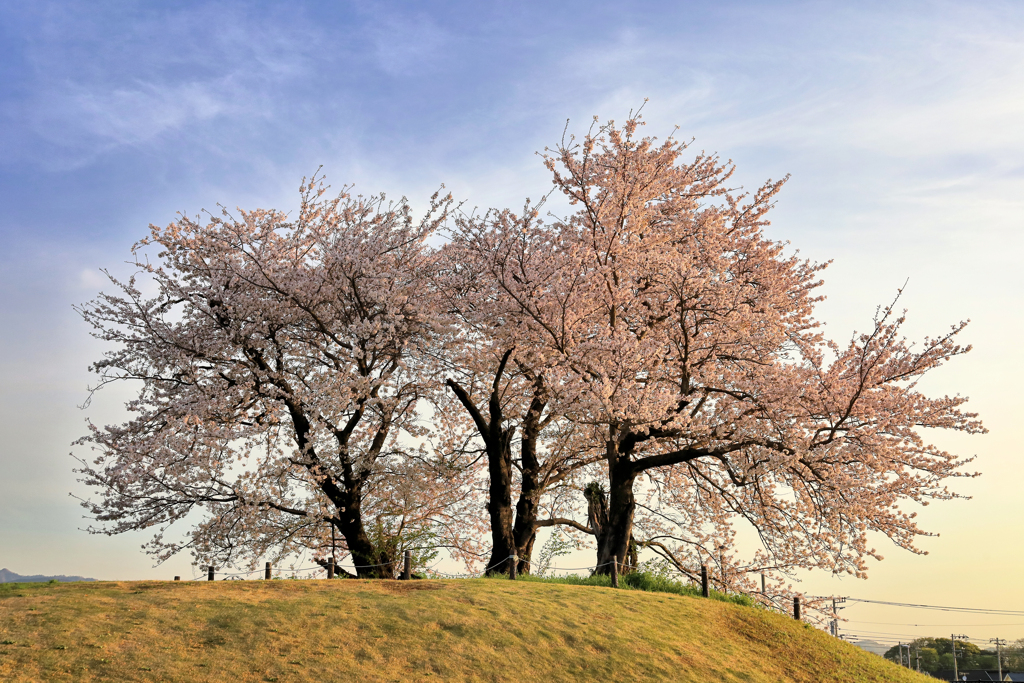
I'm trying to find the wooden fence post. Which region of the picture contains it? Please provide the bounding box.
[794,597,801,621]
[208,566,215,581]
[701,564,709,597]
[611,555,619,588]
[403,550,412,580]
[265,562,271,580]
[327,557,335,579]
[509,555,518,580]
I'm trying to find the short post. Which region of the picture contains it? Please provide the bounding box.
[265,562,271,580]
[701,564,709,598]
[173,576,180,581]
[402,550,412,581]
[208,566,215,581]
[610,555,619,588]
[509,555,518,580]
[793,596,801,621]
[327,556,335,579]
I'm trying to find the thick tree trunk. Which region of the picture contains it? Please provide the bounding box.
[511,471,541,574]
[335,490,394,579]
[584,482,614,573]
[485,438,517,574]
[511,403,545,574]
[590,455,638,576]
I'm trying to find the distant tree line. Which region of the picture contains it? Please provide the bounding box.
[884,638,1024,675]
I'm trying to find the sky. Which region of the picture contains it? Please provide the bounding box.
[1,0,1022,647]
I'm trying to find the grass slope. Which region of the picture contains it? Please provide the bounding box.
[0,578,931,683]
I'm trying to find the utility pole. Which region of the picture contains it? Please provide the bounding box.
[916,646,920,672]
[830,597,846,638]
[951,634,968,683]
[898,641,904,667]
[951,634,957,682]
[991,638,1006,681]
[896,642,913,668]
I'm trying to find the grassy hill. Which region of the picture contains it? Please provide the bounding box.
[0,577,932,682]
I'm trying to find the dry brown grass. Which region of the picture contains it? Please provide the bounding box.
[0,578,932,682]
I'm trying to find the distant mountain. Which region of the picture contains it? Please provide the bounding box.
[0,568,96,583]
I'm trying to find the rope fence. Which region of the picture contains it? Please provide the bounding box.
[178,554,623,582]
[170,555,810,624]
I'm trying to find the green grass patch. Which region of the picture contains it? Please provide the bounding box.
[516,570,756,606]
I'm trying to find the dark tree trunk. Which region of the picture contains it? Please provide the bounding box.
[447,350,549,577]
[446,351,519,576]
[511,393,546,574]
[590,445,639,576]
[286,396,395,579]
[515,531,538,575]
[484,437,517,574]
[584,482,614,573]
[334,487,395,579]
[511,475,540,574]
[605,456,638,576]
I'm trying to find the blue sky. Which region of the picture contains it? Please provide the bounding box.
[2,0,1023,644]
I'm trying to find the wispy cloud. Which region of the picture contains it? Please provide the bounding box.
[1,1,321,168]
[35,78,233,150]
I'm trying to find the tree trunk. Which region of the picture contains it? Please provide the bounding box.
[584,482,613,573]
[511,475,540,574]
[334,492,394,579]
[589,455,638,576]
[484,437,517,574]
[511,401,545,574]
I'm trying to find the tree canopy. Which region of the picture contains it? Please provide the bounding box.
[75,114,984,594]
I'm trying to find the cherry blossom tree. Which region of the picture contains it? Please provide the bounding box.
[73,113,985,593]
[482,113,984,582]
[74,177,475,577]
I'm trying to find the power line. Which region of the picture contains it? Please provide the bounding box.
[846,619,1024,627]
[844,629,1011,647]
[847,597,1024,617]
[847,628,945,639]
